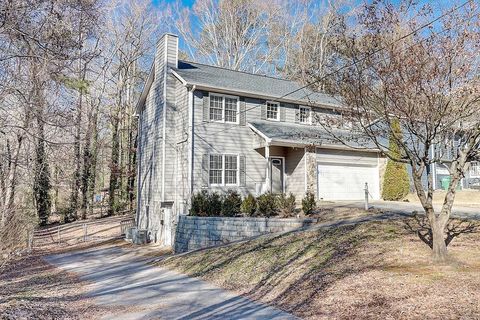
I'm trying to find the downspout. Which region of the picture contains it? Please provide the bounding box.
[431,144,437,190]
[265,143,270,192]
[188,85,196,199]
[135,111,142,227]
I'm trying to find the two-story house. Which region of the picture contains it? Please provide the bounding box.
[136,34,386,246]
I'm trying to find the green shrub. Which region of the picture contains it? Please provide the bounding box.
[190,190,222,216]
[277,193,296,217]
[240,194,257,216]
[302,192,316,215]
[190,190,209,216]
[206,192,222,216]
[256,192,278,217]
[382,119,410,201]
[221,190,242,217]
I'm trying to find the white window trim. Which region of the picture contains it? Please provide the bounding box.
[210,93,240,124]
[266,101,280,121]
[208,154,224,186]
[299,106,312,125]
[470,161,480,178]
[209,153,240,186]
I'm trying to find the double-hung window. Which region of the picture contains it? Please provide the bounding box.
[299,106,311,124]
[470,162,480,178]
[266,101,280,121]
[209,94,239,123]
[209,154,238,185]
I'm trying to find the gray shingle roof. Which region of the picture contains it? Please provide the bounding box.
[249,120,376,149]
[173,60,341,107]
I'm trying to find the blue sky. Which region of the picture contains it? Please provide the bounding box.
[153,0,195,6]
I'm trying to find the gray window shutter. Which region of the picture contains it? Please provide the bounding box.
[202,154,209,187]
[261,103,266,120]
[295,106,300,123]
[203,92,210,122]
[280,104,286,122]
[239,98,246,126]
[239,154,246,187]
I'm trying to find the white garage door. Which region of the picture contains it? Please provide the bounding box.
[317,163,380,201]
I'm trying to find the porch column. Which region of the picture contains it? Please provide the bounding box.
[265,144,270,192]
[305,145,317,196]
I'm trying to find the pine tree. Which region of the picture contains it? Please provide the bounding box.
[382,120,410,201]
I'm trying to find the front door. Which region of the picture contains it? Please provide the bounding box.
[162,206,173,246]
[270,157,284,193]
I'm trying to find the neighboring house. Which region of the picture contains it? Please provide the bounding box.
[432,138,480,190]
[135,33,387,246]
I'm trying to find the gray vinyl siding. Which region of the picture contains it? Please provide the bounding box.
[192,91,267,196]
[137,35,178,227]
[173,79,189,211]
[138,68,164,229]
[192,91,345,197]
[316,149,379,166]
[285,148,306,199]
[162,77,179,202]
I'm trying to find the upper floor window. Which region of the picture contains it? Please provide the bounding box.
[470,162,480,178]
[209,94,239,123]
[266,101,279,121]
[299,106,311,124]
[209,154,238,185]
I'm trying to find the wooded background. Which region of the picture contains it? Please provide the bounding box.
[1,0,478,262]
[0,0,348,253]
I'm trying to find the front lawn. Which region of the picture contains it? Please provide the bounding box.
[160,218,480,319]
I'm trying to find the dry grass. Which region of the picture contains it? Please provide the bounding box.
[405,190,480,207]
[161,218,480,319]
[0,239,136,320]
[312,205,385,224]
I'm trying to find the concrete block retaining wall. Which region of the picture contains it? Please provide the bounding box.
[174,216,316,253]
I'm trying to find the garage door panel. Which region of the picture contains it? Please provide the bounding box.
[317,163,379,201]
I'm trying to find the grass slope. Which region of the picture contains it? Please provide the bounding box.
[161,219,480,319]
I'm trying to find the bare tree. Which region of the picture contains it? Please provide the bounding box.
[0,0,99,233]
[170,0,285,73]
[315,0,479,262]
[271,0,351,92]
[102,0,162,216]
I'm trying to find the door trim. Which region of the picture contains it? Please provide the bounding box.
[269,156,285,193]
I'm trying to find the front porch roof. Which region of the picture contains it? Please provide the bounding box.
[248,120,377,150]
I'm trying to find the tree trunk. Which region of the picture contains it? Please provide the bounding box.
[34,106,51,226]
[68,87,83,222]
[431,219,448,262]
[108,113,120,216]
[87,104,99,217]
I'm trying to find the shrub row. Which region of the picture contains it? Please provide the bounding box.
[189,190,317,217]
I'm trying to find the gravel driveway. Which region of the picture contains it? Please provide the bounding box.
[45,245,296,320]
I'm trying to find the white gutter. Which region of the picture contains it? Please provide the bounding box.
[136,64,155,114]
[247,123,272,144]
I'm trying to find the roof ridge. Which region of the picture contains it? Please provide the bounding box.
[178,59,312,87]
